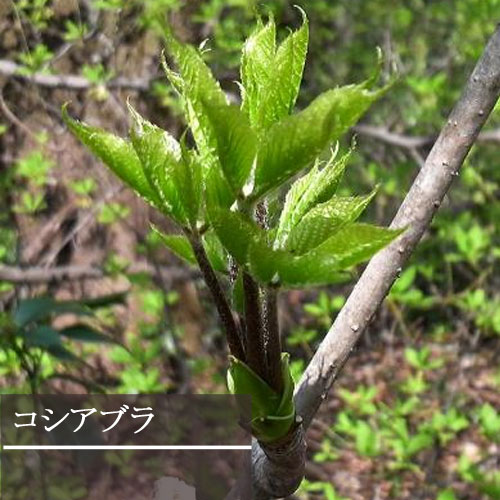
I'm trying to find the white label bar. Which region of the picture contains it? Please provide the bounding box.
[3,445,251,450]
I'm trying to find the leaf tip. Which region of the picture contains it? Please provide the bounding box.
[61,101,74,125]
[293,4,308,26]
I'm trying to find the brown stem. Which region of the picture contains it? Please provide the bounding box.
[187,233,245,361]
[242,272,267,381]
[263,287,283,394]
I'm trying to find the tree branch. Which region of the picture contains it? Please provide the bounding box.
[0,263,197,284]
[0,59,152,91]
[295,23,500,429]
[353,123,500,150]
[252,425,306,500]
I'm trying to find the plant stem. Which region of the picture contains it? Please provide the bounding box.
[187,232,245,361]
[242,272,267,382]
[263,287,283,393]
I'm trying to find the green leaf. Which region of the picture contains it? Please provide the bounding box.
[47,344,79,361]
[404,347,421,369]
[154,227,227,273]
[59,325,115,343]
[406,432,433,456]
[275,353,295,417]
[203,231,228,274]
[127,104,188,224]
[23,325,62,348]
[203,103,257,193]
[227,355,280,420]
[162,33,234,212]
[14,298,92,327]
[250,223,402,287]
[162,32,227,168]
[309,223,404,269]
[227,353,295,442]
[210,208,264,265]
[436,489,458,500]
[153,227,197,266]
[254,357,295,442]
[62,105,159,206]
[253,84,386,199]
[275,147,349,247]
[205,166,236,210]
[249,239,350,287]
[355,421,379,456]
[478,404,500,439]
[79,292,128,309]
[258,9,309,130]
[285,189,378,254]
[241,18,276,128]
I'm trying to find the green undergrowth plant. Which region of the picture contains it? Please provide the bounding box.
[458,454,500,499]
[63,10,401,443]
[0,295,124,394]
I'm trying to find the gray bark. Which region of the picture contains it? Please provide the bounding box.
[0,263,197,284]
[252,424,306,499]
[0,59,151,91]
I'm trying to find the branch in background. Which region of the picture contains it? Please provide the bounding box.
[41,186,124,267]
[354,123,500,149]
[0,263,198,285]
[295,24,500,429]
[0,59,153,91]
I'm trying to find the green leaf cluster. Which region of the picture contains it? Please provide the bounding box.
[62,11,401,444]
[227,353,295,442]
[1,295,122,366]
[63,11,399,290]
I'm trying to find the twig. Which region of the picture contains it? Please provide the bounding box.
[0,262,198,284]
[41,185,123,267]
[0,87,40,142]
[354,123,500,149]
[295,24,500,429]
[354,124,434,148]
[0,59,153,91]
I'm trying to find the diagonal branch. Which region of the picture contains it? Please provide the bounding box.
[295,23,500,429]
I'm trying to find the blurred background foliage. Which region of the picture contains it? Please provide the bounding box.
[0,0,499,498]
